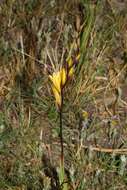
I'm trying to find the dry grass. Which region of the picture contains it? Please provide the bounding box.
[0,0,127,189]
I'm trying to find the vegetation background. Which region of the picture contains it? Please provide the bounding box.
[0,0,127,189]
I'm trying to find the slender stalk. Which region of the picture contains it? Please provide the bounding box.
[59,89,66,190]
[59,90,64,166]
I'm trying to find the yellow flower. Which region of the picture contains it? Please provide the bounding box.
[49,51,80,106]
[49,69,66,107]
[68,67,74,77]
[66,57,75,77]
[76,53,80,61]
[82,111,88,120]
[67,57,73,68]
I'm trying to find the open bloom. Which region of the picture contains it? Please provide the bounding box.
[49,68,67,107]
[49,53,80,108]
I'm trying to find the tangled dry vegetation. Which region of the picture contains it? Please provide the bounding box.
[0,0,127,189]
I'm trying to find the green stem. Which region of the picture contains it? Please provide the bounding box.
[59,89,66,190]
[59,90,64,167]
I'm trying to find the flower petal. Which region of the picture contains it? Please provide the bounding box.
[52,86,61,106]
[68,67,74,77]
[67,57,73,68]
[61,68,66,86]
[76,53,80,61]
[50,71,61,93]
